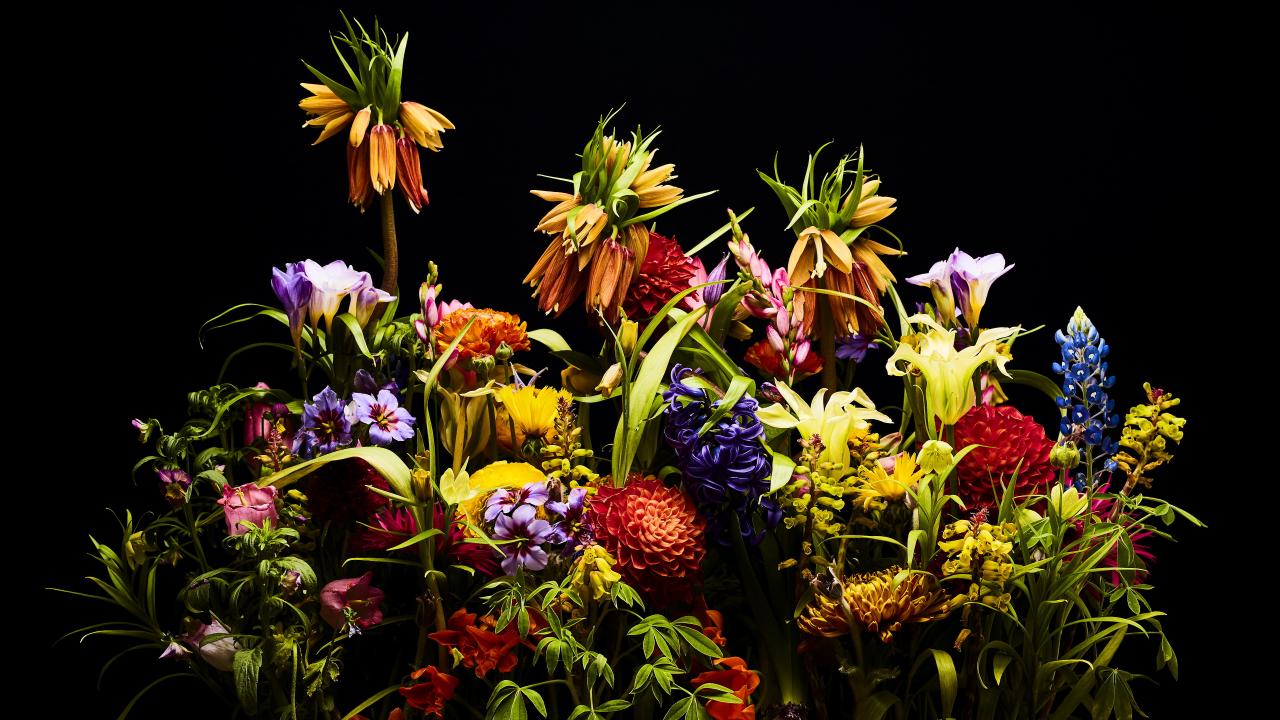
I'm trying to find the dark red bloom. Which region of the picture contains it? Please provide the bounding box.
[742,338,823,380]
[399,666,459,717]
[305,459,390,524]
[623,231,700,319]
[952,405,1055,510]
[351,507,503,577]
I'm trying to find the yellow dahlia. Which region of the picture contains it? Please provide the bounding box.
[524,112,713,323]
[798,567,956,643]
[495,384,572,448]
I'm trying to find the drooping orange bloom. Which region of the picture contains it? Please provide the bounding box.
[692,656,760,720]
[428,610,523,678]
[399,665,459,717]
[434,308,531,360]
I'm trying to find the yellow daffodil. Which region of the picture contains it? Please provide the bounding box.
[885,314,1019,427]
[495,384,571,448]
[757,381,890,473]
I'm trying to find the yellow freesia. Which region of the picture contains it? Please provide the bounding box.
[884,314,1019,427]
[757,381,890,473]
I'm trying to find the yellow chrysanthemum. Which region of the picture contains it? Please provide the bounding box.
[798,567,957,643]
[495,385,572,449]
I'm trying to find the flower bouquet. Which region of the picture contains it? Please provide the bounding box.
[60,16,1201,720]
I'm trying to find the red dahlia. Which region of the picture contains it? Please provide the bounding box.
[623,231,701,318]
[591,477,706,607]
[952,405,1054,510]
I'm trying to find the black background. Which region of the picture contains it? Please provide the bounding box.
[31,1,1235,717]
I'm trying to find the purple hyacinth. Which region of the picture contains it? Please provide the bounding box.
[294,386,352,456]
[662,364,779,546]
[272,262,313,347]
[547,487,590,545]
[483,481,550,522]
[492,504,555,574]
[835,333,878,363]
[351,389,416,446]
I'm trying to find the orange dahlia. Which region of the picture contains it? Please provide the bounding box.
[434,308,530,361]
[591,477,706,607]
[952,405,1055,509]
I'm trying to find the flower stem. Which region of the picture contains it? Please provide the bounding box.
[379,190,400,294]
[820,295,838,390]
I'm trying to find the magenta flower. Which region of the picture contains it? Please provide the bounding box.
[492,504,555,574]
[352,389,416,445]
[320,572,385,633]
[186,618,239,671]
[243,382,287,446]
[217,482,279,535]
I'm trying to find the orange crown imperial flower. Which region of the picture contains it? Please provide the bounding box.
[524,110,715,322]
[299,15,453,213]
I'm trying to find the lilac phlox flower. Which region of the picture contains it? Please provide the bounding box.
[294,386,353,456]
[835,333,877,363]
[272,261,314,347]
[492,504,555,574]
[302,259,366,331]
[547,487,589,544]
[483,481,550,522]
[352,389,416,445]
[349,273,397,327]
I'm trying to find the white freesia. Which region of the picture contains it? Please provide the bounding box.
[303,260,368,331]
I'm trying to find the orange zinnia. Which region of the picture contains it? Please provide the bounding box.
[434,308,530,360]
[692,656,760,720]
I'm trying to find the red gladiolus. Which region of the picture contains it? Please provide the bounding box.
[692,656,760,720]
[399,666,459,718]
[428,610,523,678]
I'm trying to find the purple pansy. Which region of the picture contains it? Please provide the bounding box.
[483,481,550,522]
[352,389,416,445]
[294,386,352,456]
[547,486,589,545]
[492,504,555,574]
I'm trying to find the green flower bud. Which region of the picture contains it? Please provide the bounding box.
[917,440,955,475]
[1050,442,1081,469]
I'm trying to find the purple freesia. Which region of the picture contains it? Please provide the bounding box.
[302,259,366,331]
[352,389,416,445]
[906,252,958,323]
[349,273,396,327]
[835,333,878,363]
[492,504,555,574]
[272,262,314,348]
[483,481,550,522]
[295,386,353,456]
[907,249,1013,328]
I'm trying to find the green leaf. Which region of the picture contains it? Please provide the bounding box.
[233,648,263,714]
[675,625,724,659]
[335,313,375,359]
[259,446,412,499]
[706,279,753,345]
[385,528,444,552]
[340,684,401,720]
[613,306,707,481]
[416,316,478,395]
[528,328,572,352]
[696,375,755,436]
[767,448,796,493]
[929,649,958,718]
[1004,369,1066,412]
[622,190,719,227]
[663,697,693,720]
[522,688,547,718]
[683,207,755,257]
[596,699,632,712]
[383,33,408,117]
[116,673,196,720]
[855,691,902,720]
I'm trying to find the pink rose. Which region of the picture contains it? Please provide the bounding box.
[320,572,385,632]
[218,482,278,535]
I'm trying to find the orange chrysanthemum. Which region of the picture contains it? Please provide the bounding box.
[591,476,705,607]
[692,656,760,720]
[798,567,957,643]
[434,308,530,360]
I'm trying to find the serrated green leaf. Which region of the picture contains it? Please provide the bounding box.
[233,648,263,714]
